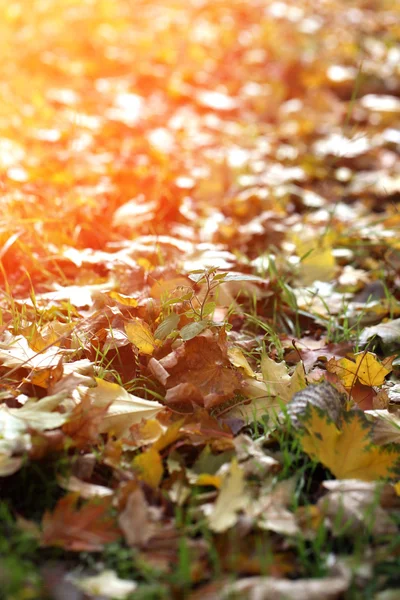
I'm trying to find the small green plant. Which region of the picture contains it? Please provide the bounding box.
[155,267,262,342]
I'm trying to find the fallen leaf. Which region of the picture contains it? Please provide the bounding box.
[228,360,307,423]
[1,393,69,446]
[108,291,139,307]
[29,358,64,389]
[118,485,159,547]
[365,409,400,445]
[0,454,24,477]
[125,318,157,355]
[132,447,163,488]
[285,338,353,373]
[318,479,397,536]
[286,383,345,428]
[299,406,400,481]
[62,396,108,448]
[327,352,391,387]
[149,335,243,409]
[350,382,376,411]
[86,378,162,437]
[207,459,249,532]
[57,475,113,499]
[234,434,280,478]
[228,347,256,377]
[41,493,121,551]
[219,565,351,600]
[0,333,68,370]
[74,570,137,599]
[293,234,336,286]
[261,356,307,404]
[359,318,400,352]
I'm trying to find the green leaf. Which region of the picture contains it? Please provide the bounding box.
[202,301,216,318]
[154,313,181,340]
[163,292,193,307]
[179,320,210,341]
[184,309,199,319]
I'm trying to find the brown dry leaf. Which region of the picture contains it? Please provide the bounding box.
[350,382,376,411]
[149,335,243,409]
[359,317,400,352]
[285,338,353,374]
[318,479,397,537]
[153,417,185,451]
[129,418,166,448]
[251,478,299,536]
[219,565,351,600]
[57,475,113,499]
[62,396,108,448]
[257,506,299,536]
[18,322,72,353]
[29,358,64,389]
[286,383,345,428]
[0,393,70,467]
[41,493,121,551]
[234,434,280,478]
[118,485,160,547]
[365,409,400,445]
[150,277,190,300]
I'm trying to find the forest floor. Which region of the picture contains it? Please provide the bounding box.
[1,1,400,598]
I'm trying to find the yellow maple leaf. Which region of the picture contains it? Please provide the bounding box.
[300,406,400,481]
[125,319,157,355]
[327,352,391,387]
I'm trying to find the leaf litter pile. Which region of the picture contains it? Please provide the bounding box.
[1,0,400,598]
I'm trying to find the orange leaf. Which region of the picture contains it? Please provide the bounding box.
[62,397,108,449]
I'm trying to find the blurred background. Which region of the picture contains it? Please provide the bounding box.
[0,0,399,291]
